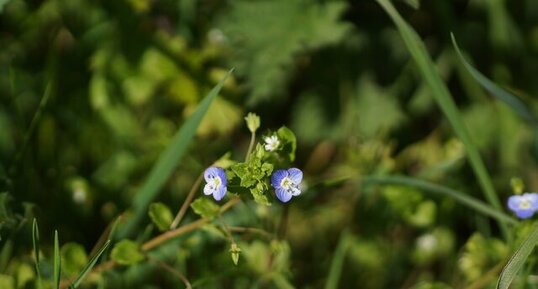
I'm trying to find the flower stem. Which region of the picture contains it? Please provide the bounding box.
[170,174,204,230]
[245,132,256,161]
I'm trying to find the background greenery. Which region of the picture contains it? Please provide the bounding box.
[2,0,538,288]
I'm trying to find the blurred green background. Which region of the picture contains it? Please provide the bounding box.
[2,0,538,288]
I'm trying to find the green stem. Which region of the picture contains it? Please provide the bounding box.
[245,132,256,161]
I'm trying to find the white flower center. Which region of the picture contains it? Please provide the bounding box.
[264,135,280,151]
[520,198,532,209]
[207,175,222,191]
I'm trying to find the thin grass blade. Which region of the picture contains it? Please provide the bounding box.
[54,230,61,289]
[375,0,507,236]
[32,218,41,278]
[69,240,111,289]
[362,175,517,226]
[119,69,233,237]
[451,34,538,127]
[497,225,538,289]
[324,230,351,289]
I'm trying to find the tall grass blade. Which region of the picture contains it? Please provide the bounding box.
[362,176,517,225]
[32,218,41,279]
[451,34,538,127]
[54,230,61,289]
[69,240,111,289]
[324,230,351,289]
[375,0,507,236]
[497,225,538,289]
[119,69,233,237]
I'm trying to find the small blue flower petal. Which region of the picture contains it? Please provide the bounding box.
[271,170,287,188]
[214,185,227,201]
[288,168,303,184]
[275,187,293,203]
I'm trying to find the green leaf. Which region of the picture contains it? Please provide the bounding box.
[451,34,538,127]
[119,69,233,237]
[111,240,145,265]
[61,243,88,276]
[219,0,350,104]
[191,198,220,220]
[54,230,61,289]
[250,187,271,206]
[69,240,110,289]
[497,225,538,289]
[148,203,173,232]
[375,0,507,237]
[276,126,297,162]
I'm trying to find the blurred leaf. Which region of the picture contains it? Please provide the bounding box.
[276,126,297,162]
[401,0,420,9]
[451,34,538,127]
[191,198,220,220]
[362,176,517,225]
[53,230,61,289]
[0,274,14,289]
[111,240,145,265]
[219,0,350,104]
[497,225,538,289]
[459,233,508,282]
[194,97,243,137]
[148,202,173,232]
[376,0,507,236]
[119,69,233,237]
[355,78,406,137]
[0,0,11,13]
[69,240,110,289]
[61,243,88,276]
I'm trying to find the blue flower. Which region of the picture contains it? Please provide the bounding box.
[271,168,303,203]
[203,167,227,201]
[508,193,538,219]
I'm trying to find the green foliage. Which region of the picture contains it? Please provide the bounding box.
[231,144,274,205]
[497,224,538,289]
[111,240,145,266]
[121,70,233,236]
[219,0,351,104]
[276,127,297,162]
[61,243,88,276]
[190,198,220,220]
[70,240,110,289]
[148,202,173,232]
[459,233,508,282]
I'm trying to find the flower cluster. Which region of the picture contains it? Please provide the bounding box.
[203,166,303,203]
[507,193,538,219]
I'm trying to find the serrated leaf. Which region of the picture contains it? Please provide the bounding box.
[148,203,173,232]
[191,198,220,220]
[250,188,271,206]
[111,240,145,265]
[219,0,350,104]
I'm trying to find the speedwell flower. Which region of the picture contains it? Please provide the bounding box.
[203,167,227,201]
[264,135,280,152]
[507,193,538,219]
[271,168,303,203]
